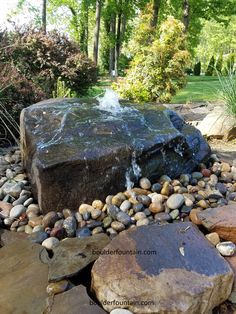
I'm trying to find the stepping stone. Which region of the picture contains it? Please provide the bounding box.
[91,222,233,314]
[47,234,110,282]
[0,239,48,314]
[46,285,106,314]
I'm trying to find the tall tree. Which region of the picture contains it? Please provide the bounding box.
[150,0,161,28]
[182,0,189,32]
[42,0,47,33]
[93,0,102,65]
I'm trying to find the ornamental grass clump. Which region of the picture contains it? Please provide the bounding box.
[217,70,236,117]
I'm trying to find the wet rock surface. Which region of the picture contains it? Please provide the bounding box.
[1,131,236,313]
[20,98,210,213]
[91,222,234,313]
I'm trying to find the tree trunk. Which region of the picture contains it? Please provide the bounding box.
[183,0,190,32]
[150,0,161,28]
[42,0,47,33]
[115,12,122,76]
[109,14,116,76]
[93,0,102,65]
[85,3,89,56]
[79,0,89,56]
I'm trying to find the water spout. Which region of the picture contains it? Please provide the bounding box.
[97,89,124,114]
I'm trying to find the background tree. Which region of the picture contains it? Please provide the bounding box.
[42,0,47,33]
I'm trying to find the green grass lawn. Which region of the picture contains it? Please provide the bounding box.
[171,76,223,104]
[86,75,227,104]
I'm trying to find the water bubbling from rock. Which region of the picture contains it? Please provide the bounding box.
[97,89,131,115]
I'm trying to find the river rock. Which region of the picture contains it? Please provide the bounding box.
[198,205,236,243]
[205,232,220,246]
[2,181,23,198]
[9,204,26,218]
[47,233,110,281]
[91,222,233,313]
[28,230,48,244]
[166,194,184,209]
[42,211,59,228]
[0,240,48,314]
[42,237,60,250]
[20,99,210,213]
[63,216,77,237]
[216,242,236,256]
[46,280,69,296]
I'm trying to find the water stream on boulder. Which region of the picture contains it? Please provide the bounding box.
[97,89,143,189]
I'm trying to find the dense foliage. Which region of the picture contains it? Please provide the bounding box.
[114,17,190,103]
[205,56,215,76]
[0,29,97,98]
[193,62,201,76]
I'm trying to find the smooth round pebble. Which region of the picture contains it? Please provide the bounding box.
[28,231,48,244]
[216,241,236,256]
[120,200,132,212]
[116,211,131,226]
[205,232,220,246]
[33,225,44,233]
[46,280,69,296]
[92,200,104,210]
[136,218,149,226]
[169,209,179,220]
[42,211,59,228]
[76,227,91,238]
[23,198,33,207]
[139,177,151,190]
[134,212,146,221]
[42,237,59,250]
[24,224,33,234]
[63,216,77,237]
[103,216,113,228]
[110,309,134,314]
[166,194,184,210]
[92,226,104,234]
[111,221,125,232]
[10,205,26,218]
[91,208,102,219]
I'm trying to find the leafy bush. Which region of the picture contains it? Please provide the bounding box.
[114,17,190,103]
[0,29,97,97]
[193,62,201,76]
[185,68,193,75]
[205,56,215,76]
[217,71,236,117]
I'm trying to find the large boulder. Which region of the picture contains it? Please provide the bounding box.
[21,98,210,213]
[91,222,233,314]
[197,106,236,141]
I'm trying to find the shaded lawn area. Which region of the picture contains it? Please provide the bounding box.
[171,76,222,104]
